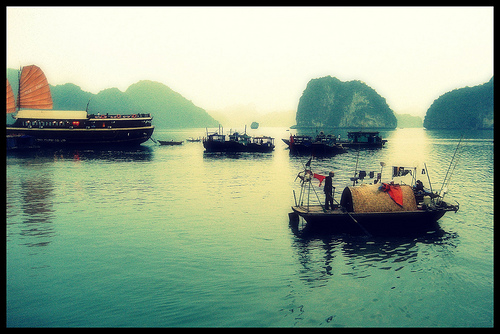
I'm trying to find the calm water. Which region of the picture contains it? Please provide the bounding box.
[6,127,493,327]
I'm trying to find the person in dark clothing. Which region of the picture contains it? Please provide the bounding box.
[324,171,335,210]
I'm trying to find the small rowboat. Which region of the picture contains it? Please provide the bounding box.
[158,140,183,146]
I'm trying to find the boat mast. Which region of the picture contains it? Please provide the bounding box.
[352,149,360,186]
[16,66,21,111]
[424,163,433,194]
[439,136,463,197]
[440,136,465,199]
[86,98,91,113]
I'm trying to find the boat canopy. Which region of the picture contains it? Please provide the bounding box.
[15,109,88,120]
[340,184,417,213]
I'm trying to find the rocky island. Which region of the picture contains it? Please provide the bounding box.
[423,77,493,130]
[295,76,397,129]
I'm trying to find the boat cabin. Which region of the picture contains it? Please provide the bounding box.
[347,131,385,144]
[252,136,274,145]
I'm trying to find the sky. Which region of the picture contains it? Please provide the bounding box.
[6,6,494,117]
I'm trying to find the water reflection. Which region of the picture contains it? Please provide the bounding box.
[425,129,494,141]
[7,145,154,163]
[291,236,341,287]
[14,175,55,248]
[289,226,459,287]
[203,151,274,161]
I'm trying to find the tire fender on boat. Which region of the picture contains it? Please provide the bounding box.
[117,114,121,118]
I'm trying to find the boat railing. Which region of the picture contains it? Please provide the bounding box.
[88,113,152,119]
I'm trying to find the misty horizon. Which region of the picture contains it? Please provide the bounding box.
[7,7,493,119]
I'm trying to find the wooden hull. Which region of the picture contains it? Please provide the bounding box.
[289,143,347,155]
[338,141,386,148]
[158,140,183,145]
[282,138,384,149]
[6,126,154,147]
[338,139,387,148]
[203,140,274,153]
[290,205,452,235]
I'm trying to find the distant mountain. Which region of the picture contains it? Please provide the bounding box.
[51,83,93,110]
[125,80,218,129]
[423,77,493,129]
[296,76,397,129]
[395,113,422,128]
[6,68,20,99]
[6,68,219,129]
[89,87,144,115]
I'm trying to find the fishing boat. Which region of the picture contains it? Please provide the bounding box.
[203,126,275,153]
[289,158,459,235]
[158,140,183,145]
[286,132,347,156]
[6,65,154,148]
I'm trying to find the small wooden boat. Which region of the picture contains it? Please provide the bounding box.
[158,140,183,145]
[289,161,459,236]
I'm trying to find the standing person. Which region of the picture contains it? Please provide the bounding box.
[324,171,335,210]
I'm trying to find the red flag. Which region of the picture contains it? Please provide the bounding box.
[313,173,326,187]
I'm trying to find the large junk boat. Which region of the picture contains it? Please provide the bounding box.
[6,65,154,148]
[289,161,459,235]
[203,127,275,153]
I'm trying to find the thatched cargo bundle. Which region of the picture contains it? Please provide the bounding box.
[340,184,417,213]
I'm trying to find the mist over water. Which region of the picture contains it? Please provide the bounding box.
[6,127,493,327]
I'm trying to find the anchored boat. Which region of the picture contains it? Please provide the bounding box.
[286,132,346,156]
[289,160,459,235]
[6,65,154,148]
[283,130,387,153]
[203,126,275,153]
[158,140,183,146]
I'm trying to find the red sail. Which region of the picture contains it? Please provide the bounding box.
[6,79,16,113]
[18,65,53,110]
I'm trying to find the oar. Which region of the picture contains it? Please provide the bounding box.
[332,197,372,237]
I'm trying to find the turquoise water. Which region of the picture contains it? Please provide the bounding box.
[6,127,493,327]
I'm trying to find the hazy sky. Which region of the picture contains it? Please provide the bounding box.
[7,6,493,117]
